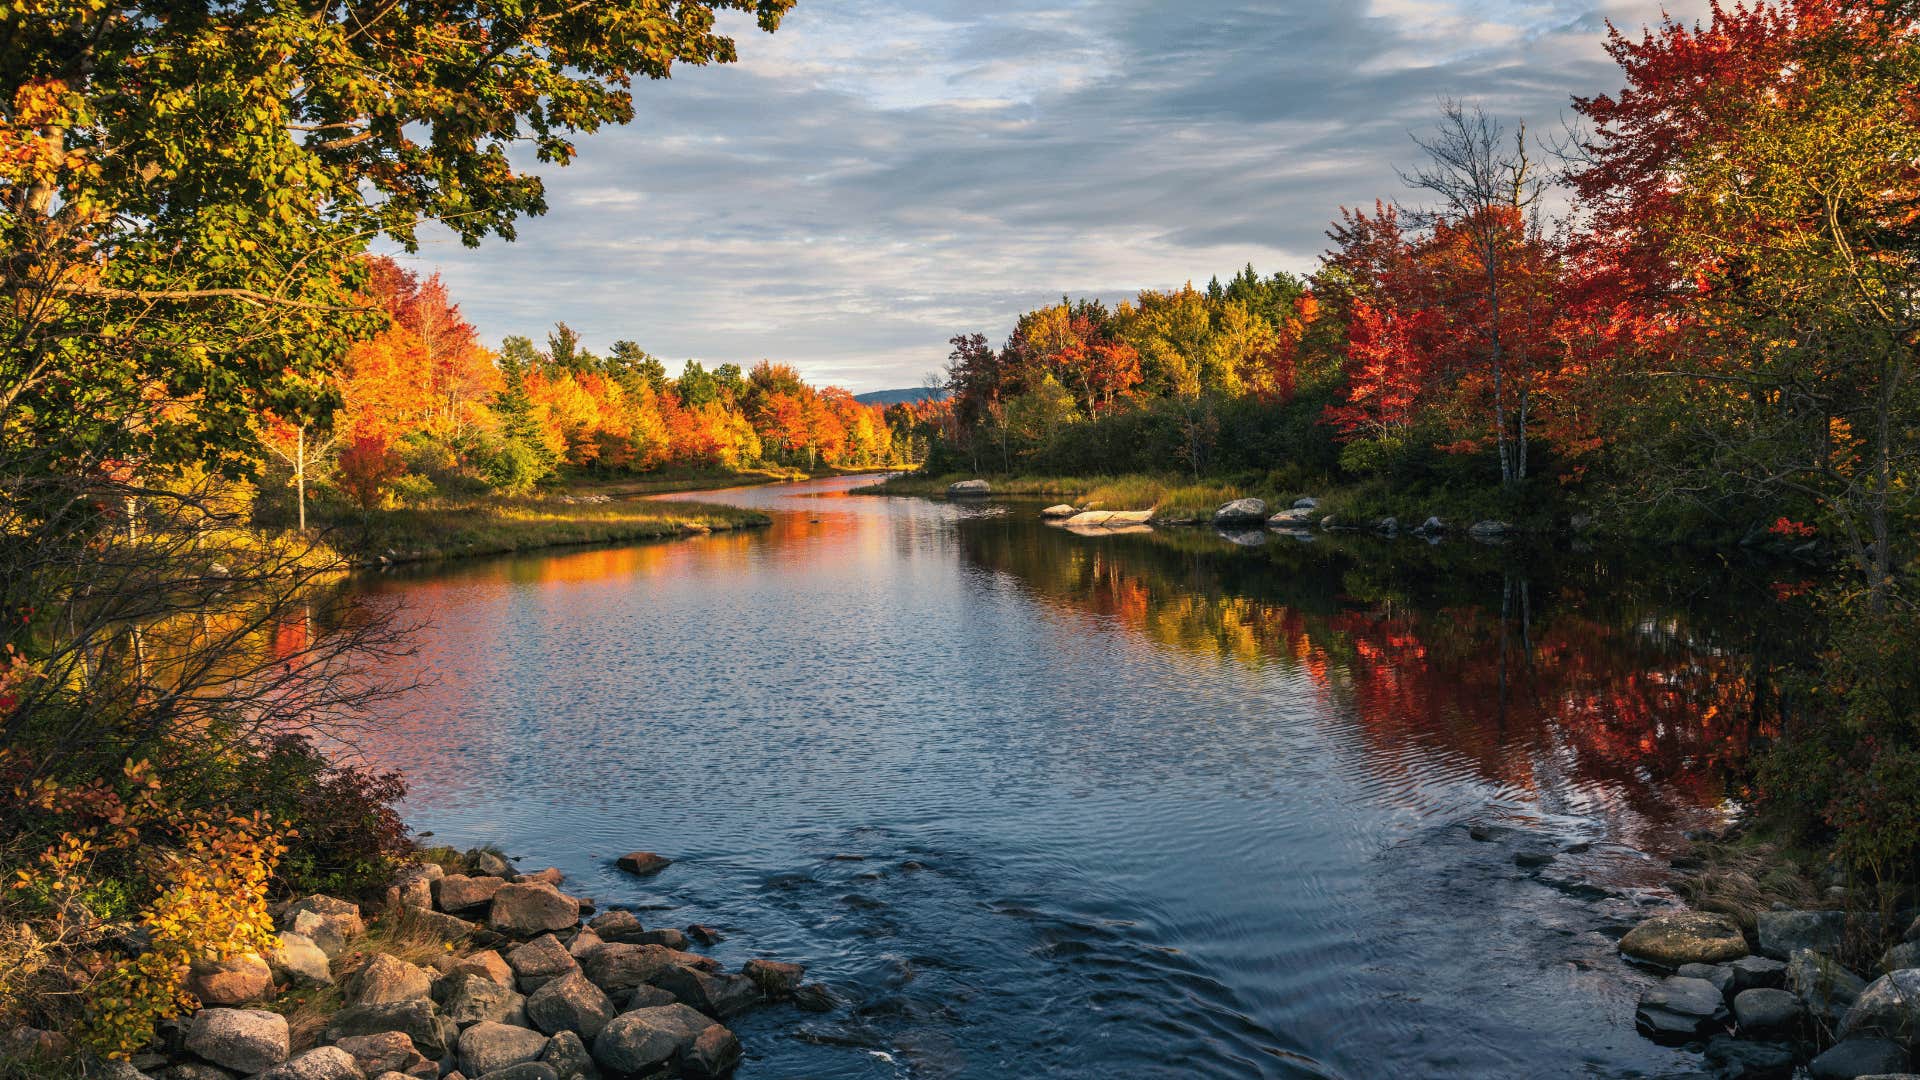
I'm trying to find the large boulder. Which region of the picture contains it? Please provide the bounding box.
[946,479,990,497]
[268,932,334,988]
[187,953,273,1005]
[322,999,456,1059]
[447,950,516,989]
[1789,948,1871,1026]
[1729,956,1790,994]
[1733,988,1805,1040]
[566,930,605,960]
[525,972,615,1041]
[334,1031,436,1079]
[651,965,758,1019]
[683,1023,741,1078]
[345,954,432,1007]
[255,1046,363,1080]
[614,852,672,878]
[1063,510,1114,528]
[590,1004,716,1075]
[507,935,580,992]
[588,911,646,944]
[489,882,581,937]
[1882,942,1920,974]
[743,959,805,998]
[436,970,522,1028]
[540,1030,596,1080]
[1635,976,1731,1042]
[582,943,674,995]
[1758,909,1858,959]
[186,1008,290,1075]
[436,875,506,915]
[1809,1037,1910,1080]
[458,1021,550,1078]
[1212,499,1267,527]
[1620,912,1750,968]
[281,896,365,957]
[1266,507,1314,530]
[1842,969,1920,1046]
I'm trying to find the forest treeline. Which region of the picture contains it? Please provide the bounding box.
[288,256,928,515]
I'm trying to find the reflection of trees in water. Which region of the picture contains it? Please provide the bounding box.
[959,521,1808,821]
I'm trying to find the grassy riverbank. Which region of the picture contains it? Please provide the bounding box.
[856,470,1566,531]
[559,462,896,499]
[324,496,769,565]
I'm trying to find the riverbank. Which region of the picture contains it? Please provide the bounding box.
[561,463,897,499]
[325,497,771,567]
[1,843,817,1080]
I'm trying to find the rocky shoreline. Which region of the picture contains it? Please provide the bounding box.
[17,846,820,1080]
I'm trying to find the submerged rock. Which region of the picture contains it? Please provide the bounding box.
[614,851,672,878]
[1636,976,1731,1041]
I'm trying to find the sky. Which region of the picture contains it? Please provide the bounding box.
[392,0,1708,394]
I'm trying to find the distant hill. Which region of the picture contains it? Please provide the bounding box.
[853,387,949,406]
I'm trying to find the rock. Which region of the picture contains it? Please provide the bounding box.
[539,1031,595,1080]
[1620,912,1751,968]
[1733,988,1804,1039]
[1677,963,1737,999]
[1636,976,1732,1041]
[185,1008,290,1075]
[165,1065,234,1080]
[1468,520,1512,540]
[1729,956,1790,994]
[946,480,990,497]
[629,929,686,950]
[1810,1038,1910,1079]
[1703,1035,1796,1080]
[488,882,581,936]
[1758,909,1857,959]
[436,971,522,1028]
[683,1024,740,1078]
[514,868,564,887]
[281,896,366,956]
[508,934,581,991]
[565,930,605,961]
[1212,498,1267,527]
[334,1031,436,1079]
[1102,509,1154,525]
[1292,497,1319,509]
[1883,943,1920,974]
[466,849,513,878]
[84,1062,154,1080]
[581,943,673,994]
[613,852,672,878]
[1842,969,1920,1045]
[590,1004,716,1075]
[1907,914,1920,943]
[474,1066,558,1080]
[1789,948,1870,1026]
[390,865,441,910]
[1375,516,1399,535]
[1513,848,1557,870]
[268,932,334,988]
[323,1000,456,1059]
[458,1021,550,1078]
[651,965,758,1019]
[448,950,516,988]
[5,1025,69,1059]
[743,959,805,998]
[255,1046,363,1080]
[1414,516,1446,535]
[525,972,615,1041]
[345,954,433,1006]
[628,985,677,1010]
[1040,504,1077,518]
[186,952,273,1005]
[792,983,840,1013]
[391,907,482,947]
[588,911,645,944]
[1266,507,1315,530]
[685,925,724,946]
[436,875,506,915]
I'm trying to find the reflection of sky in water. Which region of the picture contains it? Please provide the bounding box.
[347,477,1785,1078]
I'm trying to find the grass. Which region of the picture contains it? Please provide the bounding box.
[1674,837,1823,933]
[319,496,770,566]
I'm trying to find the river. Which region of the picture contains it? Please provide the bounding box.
[347,475,1807,1079]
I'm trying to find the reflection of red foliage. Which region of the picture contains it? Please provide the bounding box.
[1768,517,1816,539]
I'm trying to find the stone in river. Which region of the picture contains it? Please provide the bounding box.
[946,479,990,497]
[1703,1035,1796,1080]
[1636,976,1731,1041]
[1809,1037,1910,1079]
[591,1004,716,1075]
[683,1023,742,1078]
[1677,962,1736,999]
[1620,912,1750,967]
[744,958,805,997]
[1732,988,1805,1039]
[651,963,759,1018]
[1729,956,1789,993]
[614,851,672,877]
[1039,504,1077,518]
[1211,498,1267,527]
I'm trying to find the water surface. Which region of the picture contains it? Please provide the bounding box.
[350,477,1800,1079]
